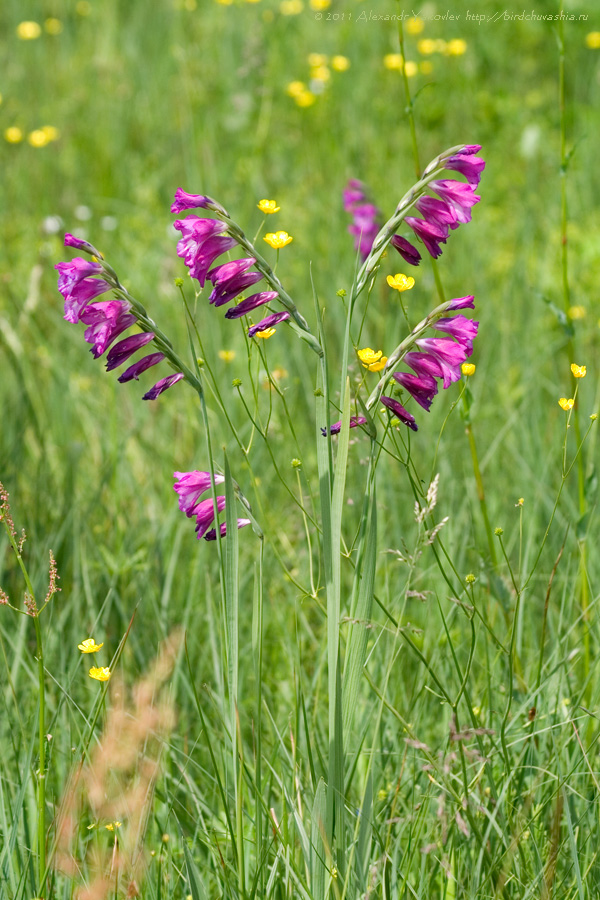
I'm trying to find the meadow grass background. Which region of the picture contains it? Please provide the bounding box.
[1,0,600,896]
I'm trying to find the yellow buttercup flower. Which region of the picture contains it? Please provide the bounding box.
[558,398,574,411]
[295,90,316,107]
[286,80,305,97]
[417,38,436,55]
[308,53,328,67]
[44,18,63,34]
[105,821,122,831]
[446,39,467,56]
[358,348,388,372]
[28,130,51,148]
[585,32,600,49]
[258,199,280,214]
[387,273,415,292]
[571,363,586,378]
[4,127,23,144]
[331,55,350,72]
[568,305,586,320]
[255,327,276,339]
[17,21,42,40]
[78,638,104,653]
[404,61,418,77]
[461,363,476,376]
[41,125,60,141]
[406,16,424,34]
[218,349,236,362]
[310,65,330,82]
[280,0,303,13]
[516,498,524,507]
[383,53,404,71]
[264,231,293,249]
[89,666,111,682]
[309,0,330,8]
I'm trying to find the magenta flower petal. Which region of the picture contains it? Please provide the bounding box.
[210,272,263,307]
[391,235,422,267]
[142,372,184,400]
[106,332,155,371]
[62,277,112,323]
[444,153,486,187]
[118,352,165,383]
[415,338,467,388]
[247,311,290,337]
[428,180,480,224]
[173,470,226,517]
[79,300,135,359]
[447,295,475,310]
[204,519,251,541]
[404,352,444,380]
[414,196,458,230]
[381,396,418,431]
[64,233,97,254]
[174,218,235,287]
[321,415,367,437]
[456,144,482,155]
[432,316,479,355]
[207,257,257,285]
[56,257,103,294]
[404,217,448,259]
[193,496,227,539]
[171,189,225,215]
[343,179,366,212]
[224,291,279,319]
[393,371,439,411]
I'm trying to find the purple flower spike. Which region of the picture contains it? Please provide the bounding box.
[62,277,113,323]
[429,180,480,225]
[343,179,366,212]
[457,144,482,155]
[56,258,112,322]
[208,258,263,307]
[415,196,458,231]
[174,217,235,287]
[393,372,439,412]
[380,396,418,431]
[391,235,421,267]
[321,415,367,437]
[447,295,475,310]
[432,316,479,355]
[404,217,448,259]
[142,372,184,400]
[106,332,155,371]
[118,352,165,383]
[248,311,290,337]
[173,470,226,517]
[224,291,279,319]
[415,337,468,388]
[204,519,251,541]
[79,300,136,359]
[404,352,445,381]
[444,153,486,187]
[171,189,226,215]
[343,181,381,261]
[193,496,227,539]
